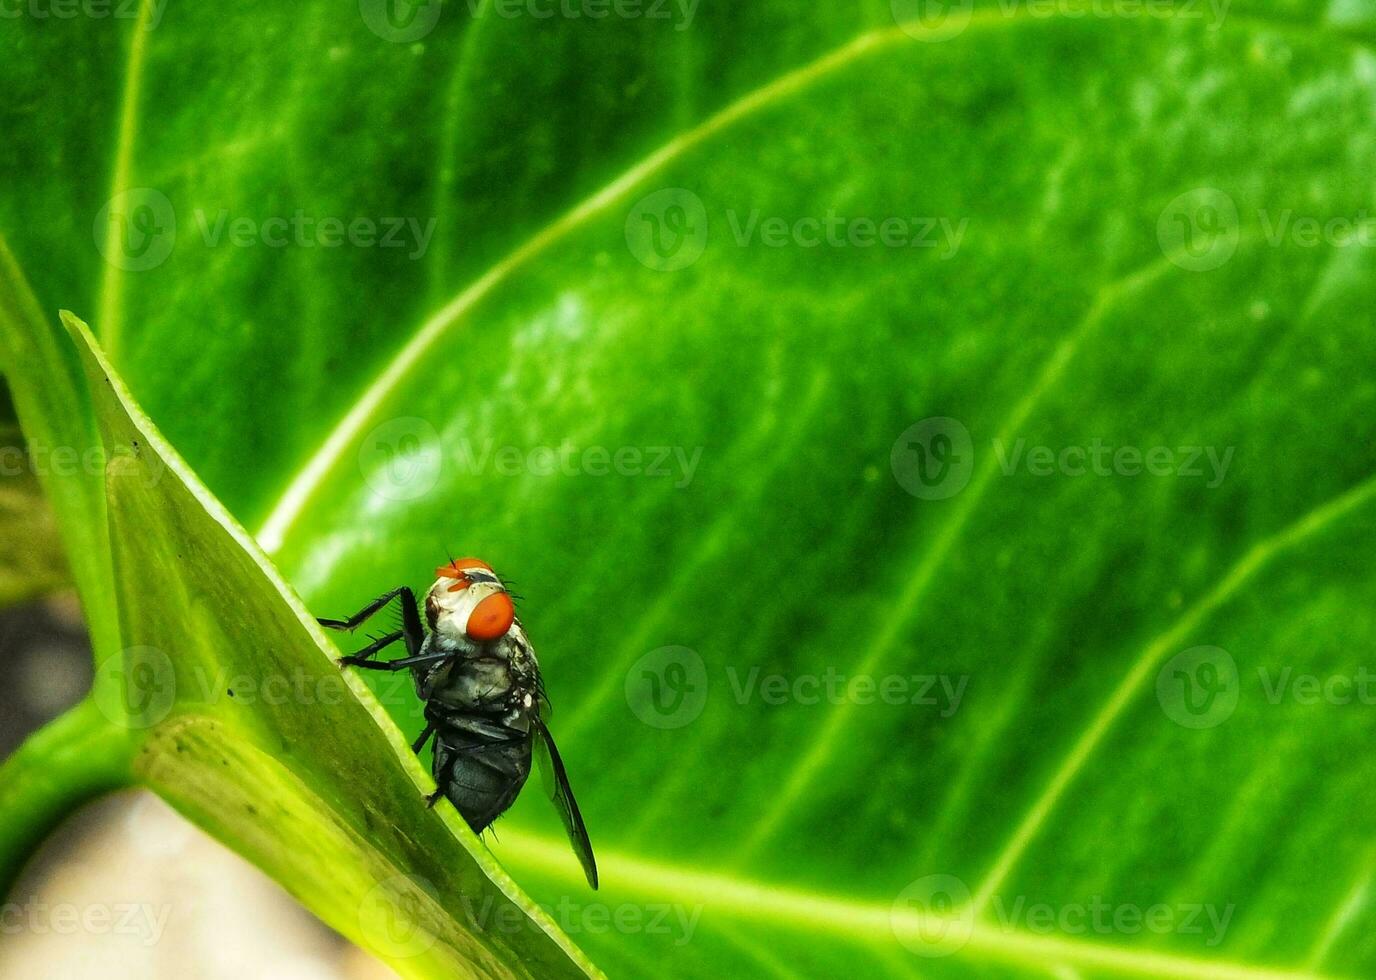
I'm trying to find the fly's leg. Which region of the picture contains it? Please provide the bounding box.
[336,629,404,667]
[318,587,423,656]
[339,651,452,672]
[412,722,436,754]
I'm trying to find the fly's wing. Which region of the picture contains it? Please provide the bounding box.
[532,715,598,890]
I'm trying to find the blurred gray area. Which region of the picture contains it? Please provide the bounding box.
[0,598,398,980]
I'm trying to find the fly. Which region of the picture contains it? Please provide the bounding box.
[318,557,598,889]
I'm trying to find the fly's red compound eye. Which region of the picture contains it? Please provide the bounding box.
[466,591,515,641]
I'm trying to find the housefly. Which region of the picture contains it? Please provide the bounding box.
[318,558,597,889]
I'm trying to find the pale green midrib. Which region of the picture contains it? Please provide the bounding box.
[95,0,157,359]
[970,470,1376,912]
[495,826,1342,980]
[733,257,1175,862]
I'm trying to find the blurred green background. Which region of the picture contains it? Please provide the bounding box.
[5,0,1376,976]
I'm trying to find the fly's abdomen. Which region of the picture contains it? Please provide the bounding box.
[431,717,532,833]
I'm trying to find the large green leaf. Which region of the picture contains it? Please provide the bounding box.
[6,1,1376,977]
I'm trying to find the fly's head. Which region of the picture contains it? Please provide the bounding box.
[426,558,518,645]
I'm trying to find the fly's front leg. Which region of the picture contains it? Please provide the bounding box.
[336,629,404,667]
[340,651,452,672]
[318,586,424,656]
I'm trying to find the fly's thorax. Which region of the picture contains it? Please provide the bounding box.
[426,626,544,715]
